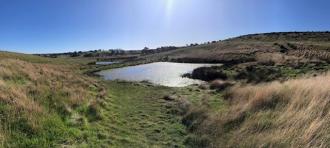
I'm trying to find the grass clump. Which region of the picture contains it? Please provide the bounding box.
[185,73,330,147]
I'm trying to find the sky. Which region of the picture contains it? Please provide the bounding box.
[0,0,330,53]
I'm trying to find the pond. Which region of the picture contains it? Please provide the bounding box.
[97,62,221,87]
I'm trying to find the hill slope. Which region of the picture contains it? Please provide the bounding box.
[150,32,330,64]
[0,52,190,147]
[144,32,330,147]
[0,52,105,147]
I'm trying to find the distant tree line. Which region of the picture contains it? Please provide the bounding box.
[141,46,178,55]
[38,49,141,58]
[36,39,223,58]
[185,40,220,47]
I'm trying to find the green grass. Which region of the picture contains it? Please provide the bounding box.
[175,86,226,112]
[77,81,188,147]
[0,51,192,147]
[73,81,229,147]
[0,101,82,147]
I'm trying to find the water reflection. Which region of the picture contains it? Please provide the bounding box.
[97,62,221,87]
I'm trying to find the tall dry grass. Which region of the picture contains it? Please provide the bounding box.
[0,59,93,111]
[0,58,101,146]
[189,73,330,147]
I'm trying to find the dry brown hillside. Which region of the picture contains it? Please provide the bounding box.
[149,32,330,65]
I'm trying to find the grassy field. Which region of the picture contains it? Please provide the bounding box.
[0,57,100,147]
[0,52,178,147]
[0,50,229,147]
[2,32,330,147]
[81,81,188,147]
[83,81,227,147]
[0,51,222,147]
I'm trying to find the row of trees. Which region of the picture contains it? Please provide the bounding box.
[141,46,178,55]
[185,40,220,47]
[38,39,222,58]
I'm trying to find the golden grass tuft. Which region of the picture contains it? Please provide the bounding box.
[191,73,330,147]
[0,79,5,88]
[0,86,43,113]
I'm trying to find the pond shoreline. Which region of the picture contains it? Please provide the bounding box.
[96,62,222,87]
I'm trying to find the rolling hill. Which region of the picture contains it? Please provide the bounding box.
[1,32,330,147]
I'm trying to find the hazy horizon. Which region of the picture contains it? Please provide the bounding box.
[1,0,330,54]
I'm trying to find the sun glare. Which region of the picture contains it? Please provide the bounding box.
[166,0,174,10]
[165,0,175,22]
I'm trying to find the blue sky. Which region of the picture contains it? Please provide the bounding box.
[0,0,330,53]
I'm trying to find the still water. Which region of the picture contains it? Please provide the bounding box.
[97,62,221,87]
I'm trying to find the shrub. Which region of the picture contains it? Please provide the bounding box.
[209,80,233,90]
[184,134,210,148]
[191,66,228,81]
[87,101,103,122]
[182,107,208,132]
